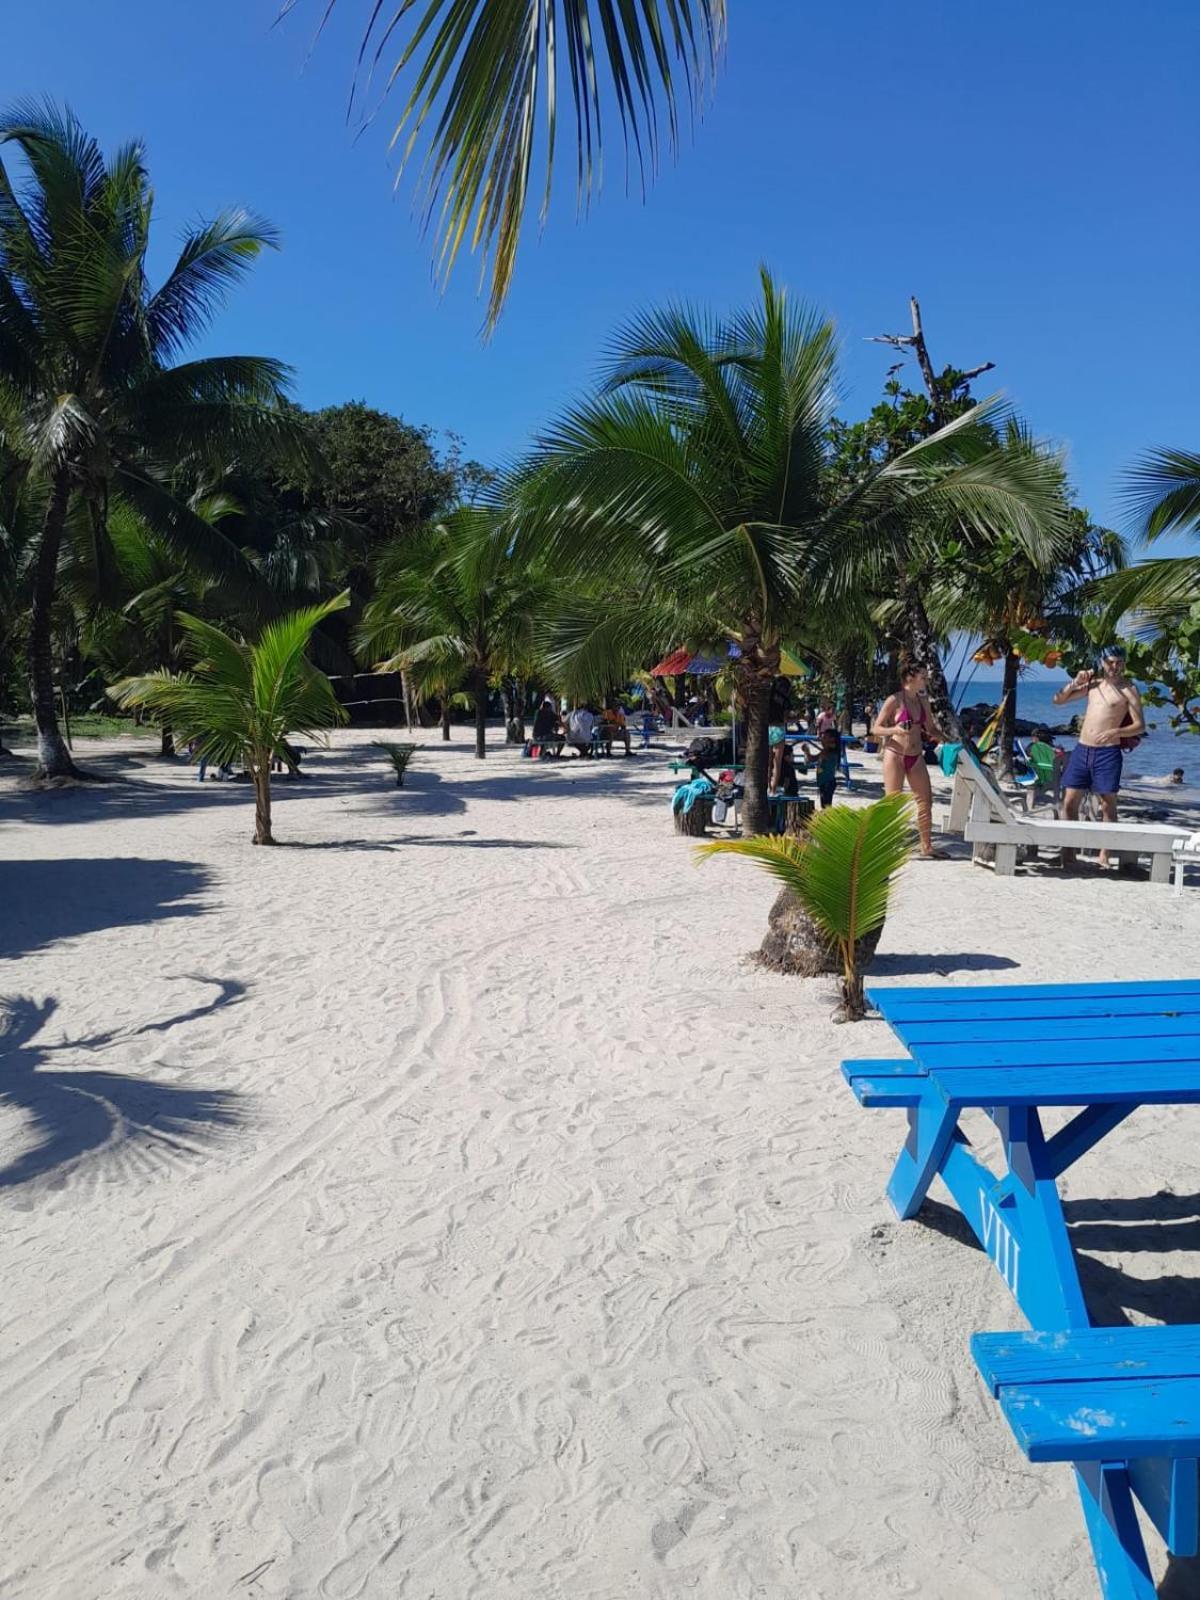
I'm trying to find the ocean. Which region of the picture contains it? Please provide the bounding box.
[950,677,1196,793]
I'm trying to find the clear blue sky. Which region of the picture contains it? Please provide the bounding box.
[6,0,1198,565]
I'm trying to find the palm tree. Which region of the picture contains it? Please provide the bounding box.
[0,440,37,754]
[698,793,915,1020]
[302,0,727,331]
[925,430,1122,778]
[356,507,549,758]
[110,594,349,845]
[510,270,1070,833]
[0,101,305,779]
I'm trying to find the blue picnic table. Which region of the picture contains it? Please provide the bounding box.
[843,978,1200,1600]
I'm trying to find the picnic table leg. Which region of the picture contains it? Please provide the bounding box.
[1043,1104,1134,1177]
[1075,1463,1157,1600]
[935,1107,1090,1329]
[991,1106,1090,1329]
[886,1095,960,1221]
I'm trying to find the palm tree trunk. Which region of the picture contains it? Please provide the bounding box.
[995,645,1019,781]
[160,724,175,758]
[504,675,526,743]
[29,470,81,780]
[903,590,960,740]
[472,672,488,759]
[841,959,867,1022]
[441,698,451,741]
[740,672,775,837]
[252,765,274,845]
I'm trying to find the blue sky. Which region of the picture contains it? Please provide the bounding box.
[6,0,1198,611]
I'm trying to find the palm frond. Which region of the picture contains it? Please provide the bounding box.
[147,211,280,359]
[698,793,915,947]
[114,465,263,590]
[1122,448,1200,543]
[1094,555,1200,629]
[294,0,725,331]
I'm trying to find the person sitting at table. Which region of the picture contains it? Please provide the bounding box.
[567,703,596,756]
[532,696,560,741]
[598,704,630,756]
[530,696,564,756]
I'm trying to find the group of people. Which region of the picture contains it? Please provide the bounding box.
[767,701,845,810]
[873,647,1149,865]
[530,698,632,757]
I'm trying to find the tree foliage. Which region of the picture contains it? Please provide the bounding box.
[0,100,307,776]
[111,594,350,843]
[698,793,915,1018]
[295,0,727,331]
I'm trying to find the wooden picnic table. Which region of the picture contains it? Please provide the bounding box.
[844,978,1200,1600]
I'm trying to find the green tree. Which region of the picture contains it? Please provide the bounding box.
[821,303,1009,735]
[111,594,350,845]
[304,0,727,330]
[511,270,1069,833]
[0,440,37,750]
[0,101,305,778]
[1121,611,1200,739]
[305,402,459,548]
[926,433,1123,779]
[357,507,549,758]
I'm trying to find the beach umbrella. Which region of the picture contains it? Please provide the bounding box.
[649,646,725,677]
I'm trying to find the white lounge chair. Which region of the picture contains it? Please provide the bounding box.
[1174,830,1200,896]
[947,748,1180,882]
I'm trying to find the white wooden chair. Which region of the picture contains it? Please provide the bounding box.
[1174,831,1200,896]
[947,749,1180,882]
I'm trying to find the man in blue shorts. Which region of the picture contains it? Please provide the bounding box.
[1052,646,1145,866]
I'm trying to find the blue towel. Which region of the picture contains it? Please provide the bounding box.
[672,777,715,815]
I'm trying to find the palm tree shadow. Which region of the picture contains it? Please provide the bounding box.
[0,979,248,1189]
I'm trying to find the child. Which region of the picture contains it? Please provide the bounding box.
[814,728,841,808]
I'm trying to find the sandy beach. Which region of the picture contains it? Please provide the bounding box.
[2,731,1199,1600]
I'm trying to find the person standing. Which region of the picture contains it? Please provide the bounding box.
[816,699,837,736]
[873,662,949,859]
[1052,647,1145,866]
[813,728,842,808]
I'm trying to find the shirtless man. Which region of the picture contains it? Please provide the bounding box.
[1052,646,1145,866]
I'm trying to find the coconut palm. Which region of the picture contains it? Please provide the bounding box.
[698,793,915,1020]
[510,269,1071,833]
[301,0,726,331]
[0,101,306,778]
[0,440,38,752]
[111,594,349,845]
[925,424,1123,779]
[357,507,550,758]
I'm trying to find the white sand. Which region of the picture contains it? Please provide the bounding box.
[1,730,1199,1599]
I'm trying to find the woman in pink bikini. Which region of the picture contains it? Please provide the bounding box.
[873,662,949,859]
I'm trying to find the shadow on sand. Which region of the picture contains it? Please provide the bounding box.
[868,952,1021,978]
[911,1194,1200,1595]
[1,857,211,961]
[0,979,247,1188]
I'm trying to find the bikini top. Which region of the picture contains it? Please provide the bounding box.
[896,696,929,732]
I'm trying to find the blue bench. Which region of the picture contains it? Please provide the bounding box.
[844,979,1200,1600]
[974,1327,1200,1598]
